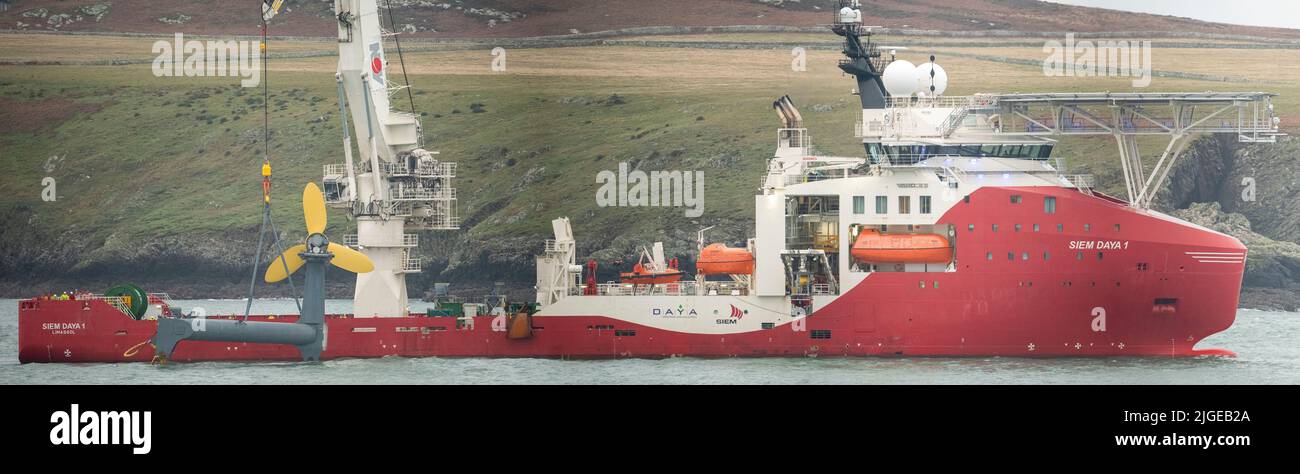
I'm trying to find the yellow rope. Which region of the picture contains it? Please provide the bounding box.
[123,339,153,358]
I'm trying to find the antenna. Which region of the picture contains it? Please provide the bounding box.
[929,54,936,94]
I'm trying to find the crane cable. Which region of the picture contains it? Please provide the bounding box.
[240,1,301,322]
[383,0,418,116]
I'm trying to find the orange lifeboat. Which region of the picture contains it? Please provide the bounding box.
[850,230,952,264]
[697,243,755,275]
[619,263,684,285]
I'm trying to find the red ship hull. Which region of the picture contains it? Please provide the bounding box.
[17,187,1244,362]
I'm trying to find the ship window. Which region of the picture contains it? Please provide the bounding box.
[1043,251,1050,260]
[762,322,775,330]
[1044,196,1057,214]
[898,196,911,214]
[919,281,926,288]
[920,195,932,214]
[810,330,832,340]
[987,252,993,260]
[1084,223,1091,232]
[968,224,975,232]
[614,329,637,337]
[1022,252,1030,261]
[1097,252,1104,260]
[1076,252,1083,260]
[992,224,999,232]
[1014,224,1022,232]
[963,195,970,203]
[1114,223,1121,232]
[933,281,939,289]
[1057,223,1064,232]
[1033,224,1040,232]
[1010,195,1022,204]
[853,196,865,214]
[1008,252,1015,261]
[875,196,888,214]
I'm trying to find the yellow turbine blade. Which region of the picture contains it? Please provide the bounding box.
[303,182,327,234]
[264,244,307,283]
[327,243,375,274]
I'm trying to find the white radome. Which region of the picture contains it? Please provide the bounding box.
[882,60,918,96]
[915,62,949,96]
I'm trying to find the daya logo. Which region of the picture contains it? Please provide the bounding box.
[651,305,699,318]
[49,404,151,455]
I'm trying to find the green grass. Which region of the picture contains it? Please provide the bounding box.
[0,35,1294,273]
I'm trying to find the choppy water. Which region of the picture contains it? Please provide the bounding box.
[1,298,1298,384]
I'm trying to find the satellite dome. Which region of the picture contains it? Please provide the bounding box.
[882,60,918,97]
[839,7,855,23]
[915,62,949,96]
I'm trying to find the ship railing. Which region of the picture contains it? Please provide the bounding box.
[323,163,350,177]
[856,119,885,138]
[343,234,417,248]
[400,257,422,273]
[1062,174,1095,194]
[812,283,833,295]
[72,295,134,315]
[390,187,456,201]
[885,95,999,110]
[777,128,811,154]
[380,161,456,178]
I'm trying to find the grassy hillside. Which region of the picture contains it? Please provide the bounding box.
[1,31,1298,300]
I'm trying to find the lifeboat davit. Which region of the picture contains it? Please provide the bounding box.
[850,230,952,264]
[696,243,754,275]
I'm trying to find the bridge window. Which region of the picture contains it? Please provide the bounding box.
[1010,195,1022,204]
[1044,196,1057,214]
[920,195,932,214]
[875,196,888,214]
[853,196,865,214]
[898,196,911,214]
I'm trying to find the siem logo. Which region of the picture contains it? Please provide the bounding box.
[49,404,151,454]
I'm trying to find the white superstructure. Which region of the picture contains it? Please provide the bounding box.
[321,0,459,317]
